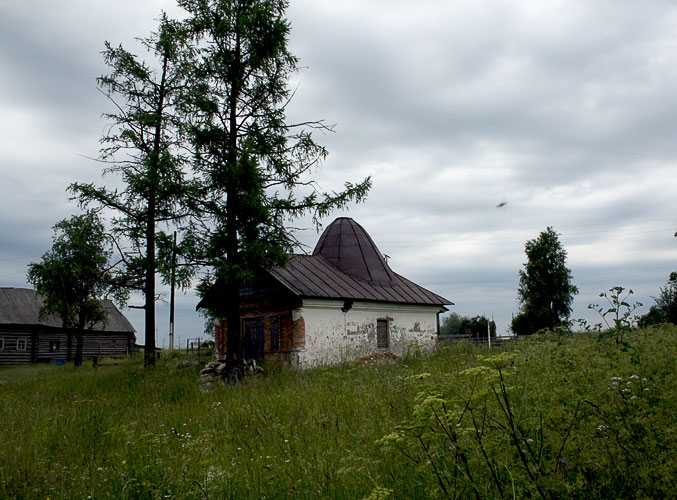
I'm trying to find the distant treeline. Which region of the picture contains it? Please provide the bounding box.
[440,313,496,340]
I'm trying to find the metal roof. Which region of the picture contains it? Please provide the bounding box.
[0,288,135,333]
[313,217,394,283]
[270,254,451,306]
[269,218,452,307]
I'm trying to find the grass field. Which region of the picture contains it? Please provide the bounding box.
[1,325,675,499]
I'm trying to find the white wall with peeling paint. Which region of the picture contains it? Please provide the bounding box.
[294,298,441,368]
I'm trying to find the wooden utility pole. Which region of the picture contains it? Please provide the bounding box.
[487,316,492,348]
[169,231,177,350]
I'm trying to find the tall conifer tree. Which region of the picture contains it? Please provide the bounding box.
[71,15,195,366]
[180,0,370,378]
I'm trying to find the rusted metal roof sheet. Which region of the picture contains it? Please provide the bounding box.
[270,217,452,306]
[196,217,453,310]
[269,254,452,306]
[0,288,135,333]
[265,218,452,306]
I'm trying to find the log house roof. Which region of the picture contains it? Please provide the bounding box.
[0,288,135,333]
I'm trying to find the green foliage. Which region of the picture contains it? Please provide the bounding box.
[70,15,197,365]
[440,313,495,340]
[0,354,416,499]
[511,310,539,336]
[379,327,677,499]
[639,271,677,327]
[73,0,371,370]
[180,0,371,275]
[439,312,463,336]
[458,315,496,340]
[178,0,370,373]
[513,227,578,335]
[587,286,643,346]
[2,327,676,498]
[26,212,120,367]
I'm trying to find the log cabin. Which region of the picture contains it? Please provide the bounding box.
[0,287,136,365]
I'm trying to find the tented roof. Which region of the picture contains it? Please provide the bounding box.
[270,218,451,307]
[313,217,395,283]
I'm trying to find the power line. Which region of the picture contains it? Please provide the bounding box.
[368,217,677,237]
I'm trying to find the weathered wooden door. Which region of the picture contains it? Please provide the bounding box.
[377,319,389,348]
[243,317,265,361]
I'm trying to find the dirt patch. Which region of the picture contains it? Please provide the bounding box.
[357,351,400,364]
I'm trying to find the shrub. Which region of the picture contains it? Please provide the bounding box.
[639,271,677,327]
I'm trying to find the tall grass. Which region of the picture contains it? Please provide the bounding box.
[0,326,675,499]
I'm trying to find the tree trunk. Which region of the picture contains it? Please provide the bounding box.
[143,53,169,368]
[144,191,156,368]
[66,330,73,361]
[74,328,84,368]
[225,277,242,382]
[224,30,244,382]
[224,148,243,380]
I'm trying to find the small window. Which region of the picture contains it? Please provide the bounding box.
[0,338,4,350]
[49,340,61,353]
[17,339,27,351]
[270,315,280,351]
[377,319,389,349]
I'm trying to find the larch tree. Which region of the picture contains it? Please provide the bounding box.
[70,15,196,366]
[512,227,579,335]
[179,0,371,379]
[27,212,119,367]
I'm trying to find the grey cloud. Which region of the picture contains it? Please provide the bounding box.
[289,0,677,192]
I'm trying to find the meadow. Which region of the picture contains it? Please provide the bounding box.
[1,325,675,499]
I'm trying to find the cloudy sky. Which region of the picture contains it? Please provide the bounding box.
[1,0,676,344]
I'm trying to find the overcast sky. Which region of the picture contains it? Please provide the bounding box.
[1,0,676,344]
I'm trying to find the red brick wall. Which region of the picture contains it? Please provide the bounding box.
[292,316,305,349]
[215,320,227,356]
[212,289,303,364]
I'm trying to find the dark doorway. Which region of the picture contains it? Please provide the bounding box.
[377,319,389,348]
[243,317,265,361]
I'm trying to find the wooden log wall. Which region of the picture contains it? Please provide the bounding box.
[0,327,135,365]
[0,332,32,365]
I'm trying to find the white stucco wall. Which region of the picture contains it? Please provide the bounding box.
[293,299,441,368]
